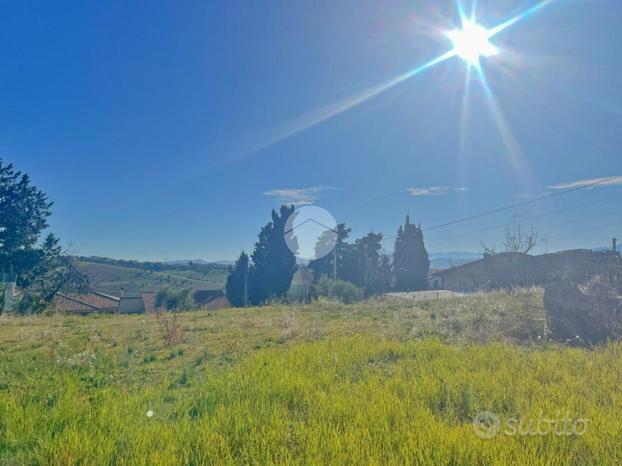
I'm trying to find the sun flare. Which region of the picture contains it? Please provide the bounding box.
[446,19,498,66]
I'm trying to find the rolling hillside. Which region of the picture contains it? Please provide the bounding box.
[75,260,228,295]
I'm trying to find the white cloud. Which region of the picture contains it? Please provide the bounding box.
[547,176,622,190]
[407,186,469,197]
[408,186,450,196]
[262,186,338,205]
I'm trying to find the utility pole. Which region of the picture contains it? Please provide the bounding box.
[333,247,337,281]
[243,262,248,307]
[613,237,618,253]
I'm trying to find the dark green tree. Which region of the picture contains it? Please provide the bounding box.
[393,214,430,291]
[225,251,249,307]
[17,234,88,313]
[154,288,191,312]
[1,160,87,313]
[377,252,393,293]
[309,223,351,280]
[248,205,297,304]
[0,159,52,277]
[339,242,360,286]
[353,232,391,295]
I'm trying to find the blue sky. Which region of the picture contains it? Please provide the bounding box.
[2,0,622,261]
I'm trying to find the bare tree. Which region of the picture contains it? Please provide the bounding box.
[481,224,540,255]
[504,224,539,254]
[480,241,497,256]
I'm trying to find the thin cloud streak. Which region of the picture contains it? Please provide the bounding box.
[547,176,622,190]
[408,186,469,196]
[262,186,339,205]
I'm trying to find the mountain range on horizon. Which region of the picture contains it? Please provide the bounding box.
[163,246,618,271]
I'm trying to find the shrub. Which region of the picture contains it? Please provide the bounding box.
[154,288,190,346]
[544,276,622,346]
[154,288,192,312]
[313,276,363,304]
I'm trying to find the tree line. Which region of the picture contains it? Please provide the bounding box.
[1,158,431,313]
[226,209,430,306]
[77,255,228,275]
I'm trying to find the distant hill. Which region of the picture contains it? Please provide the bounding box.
[76,257,229,296]
[75,251,485,293]
[428,251,482,270]
[163,259,237,266]
[163,259,213,265]
[214,260,235,266]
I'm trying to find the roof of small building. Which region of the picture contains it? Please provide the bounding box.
[193,289,226,306]
[54,291,120,312]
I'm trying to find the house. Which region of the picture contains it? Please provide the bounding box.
[53,290,146,315]
[430,249,622,292]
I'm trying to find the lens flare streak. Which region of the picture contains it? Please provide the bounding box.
[254,49,457,149]
[475,67,534,189]
[488,0,555,38]
[208,0,556,166]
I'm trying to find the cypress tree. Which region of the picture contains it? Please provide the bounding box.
[248,205,297,304]
[393,214,430,291]
[353,232,391,295]
[225,251,249,307]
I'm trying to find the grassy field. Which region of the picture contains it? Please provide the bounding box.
[1,289,621,465]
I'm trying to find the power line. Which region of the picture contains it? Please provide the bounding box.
[425,191,622,244]
[493,208,622,250]
[423,175,621,232]
[546,218,622,239]
[379,176,621,245]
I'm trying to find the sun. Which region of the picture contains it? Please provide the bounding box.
[446,19,498,66]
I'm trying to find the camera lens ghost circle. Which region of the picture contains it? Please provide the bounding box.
[284,206,338,261]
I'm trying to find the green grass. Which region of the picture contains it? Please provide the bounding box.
[1,289,621,465]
